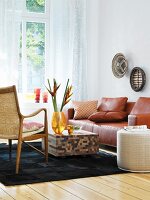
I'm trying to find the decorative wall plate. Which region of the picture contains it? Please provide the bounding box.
[130,67,146,92]
[112,53,128,78]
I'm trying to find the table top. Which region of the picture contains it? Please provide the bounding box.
[48,129,98,138]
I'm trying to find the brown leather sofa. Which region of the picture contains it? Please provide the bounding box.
[67,102,135,147]
[67,97,150,147]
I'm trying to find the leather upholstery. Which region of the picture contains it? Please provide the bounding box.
[93,122,128,146]
[67,101,134,147]
[68,100,150,146]
[128,97,150,128]
[88,111,127,122]
[128,113,150,128]
[98,97,128,112]
[125,102,135,114]
[68,108,75,120]
[68,118,128,146]
[130,97,150,114]
[135,114,150,128]
[68,102,135,121]
[128,115,136,126]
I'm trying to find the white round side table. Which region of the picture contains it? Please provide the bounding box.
[117,129,150,172]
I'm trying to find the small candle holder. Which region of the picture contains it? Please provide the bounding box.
[42,92,48,103]
[67,125,74,134]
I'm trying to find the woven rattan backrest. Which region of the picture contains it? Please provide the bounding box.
[0,86,20,138]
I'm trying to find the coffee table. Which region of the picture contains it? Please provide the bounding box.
[46,130,99,156]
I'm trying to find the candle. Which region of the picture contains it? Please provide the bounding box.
[34,88,41,95]
[34,88,41,103]
[42,92,48,103]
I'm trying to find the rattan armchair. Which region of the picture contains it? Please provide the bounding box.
[0,85,48,174]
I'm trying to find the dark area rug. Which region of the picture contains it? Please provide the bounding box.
[0,142,125,186]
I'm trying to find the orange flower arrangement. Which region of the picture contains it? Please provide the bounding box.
[46,78,73,112]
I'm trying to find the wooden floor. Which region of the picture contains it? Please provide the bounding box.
[1,173,150,200]
[0,141,150,200]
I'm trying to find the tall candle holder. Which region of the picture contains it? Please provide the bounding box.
[34,88,41,103]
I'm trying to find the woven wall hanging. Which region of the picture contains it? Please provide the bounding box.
[112,53,128,78]
[130,67,146,92]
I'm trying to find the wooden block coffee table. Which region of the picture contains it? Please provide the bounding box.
[47,130,99,156]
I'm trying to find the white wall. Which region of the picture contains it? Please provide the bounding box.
[87,0,150,101]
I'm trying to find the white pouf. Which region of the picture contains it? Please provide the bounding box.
[117,129,150,172]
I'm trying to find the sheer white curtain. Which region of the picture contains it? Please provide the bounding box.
[0,0,22,87]
[0,0,87,100]
[50,0,87,101]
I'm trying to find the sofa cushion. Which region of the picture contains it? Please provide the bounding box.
[88,111,127,122]
[125,102,135,114]
[130,97,150,114]
[72,100,98,119]
[98,97,128,112]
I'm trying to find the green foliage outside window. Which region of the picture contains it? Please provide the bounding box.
[26,0,45,13]
[26,22,45,70]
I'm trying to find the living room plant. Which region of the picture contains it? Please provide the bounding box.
[46,78,72,134]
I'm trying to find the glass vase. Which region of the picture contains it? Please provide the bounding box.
[51,112,66,135]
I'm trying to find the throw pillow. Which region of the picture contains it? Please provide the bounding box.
[98,97,128,112]
[88,111,127,122]
[23,121,44,133]
[72,100,98,119]
[130,97,150,115]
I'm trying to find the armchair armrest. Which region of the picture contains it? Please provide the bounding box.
[128,114,150,128]
[21,108,47,119]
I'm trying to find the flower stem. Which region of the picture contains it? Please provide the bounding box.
[53,95,58,112]
[60,79,69,111]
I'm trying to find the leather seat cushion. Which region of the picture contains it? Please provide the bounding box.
[88,111,127,122]
[93,122,127,146]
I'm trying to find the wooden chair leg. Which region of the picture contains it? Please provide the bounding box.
[44,135,48,163]
[8,139,12,160]
[16,140,22,174]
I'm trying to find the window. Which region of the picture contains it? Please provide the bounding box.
[18,0,50,93]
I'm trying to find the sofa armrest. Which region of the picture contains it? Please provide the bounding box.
[128,114,150,128]
[128,115,136,126]
[67,108,75,120]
